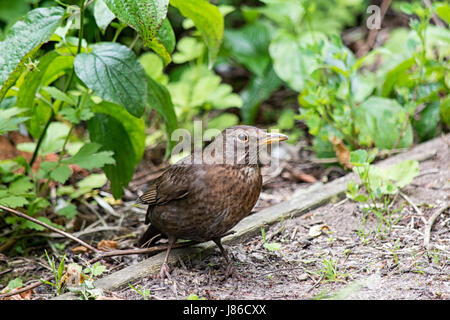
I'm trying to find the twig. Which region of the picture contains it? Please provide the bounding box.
[357,0,392,57]
[423,205,449,249]
[0,205,99,253]
[399,191,427,224]
[422,0,445,28]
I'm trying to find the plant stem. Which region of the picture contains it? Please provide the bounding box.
[29,110,54,168]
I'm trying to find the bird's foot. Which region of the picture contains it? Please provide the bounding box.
[156,262,172,283]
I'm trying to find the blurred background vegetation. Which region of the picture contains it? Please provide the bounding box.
[0,0,448,254]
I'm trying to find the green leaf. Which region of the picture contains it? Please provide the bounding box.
[86,262,106,277]
[8,176,34,194]
[146,76,177,157]
[64,142,115,170]
[414,101,440,141]
[7,278,23,291]
[170,0,224,67]
[435,2,450,24]
[42,86,75,106]
[0,107,29,135]
[356,97,413,149]
[50,164,72,184]
[71,173,108,198]
[383,160,419,189]
[104,0,171,64]
[74,42,147,118]
[241,66,281,124]
[94,0,116,33]
[207,113,239,132]
[440,96,450,126]
[91,101,146,164]
[350,149,368,166]
[0,7,64,100]
[139,52,168,84]
[56,203,78,219]
[88,113,136,199]
[263,242,281,252]
[0,195,29,208]
[172,37,205,64]
[224,20,272,76]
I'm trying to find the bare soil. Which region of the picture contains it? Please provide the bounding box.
[112,140,449,300]
[1,138,448,300]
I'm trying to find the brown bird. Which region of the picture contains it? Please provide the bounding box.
[137,126,288,279]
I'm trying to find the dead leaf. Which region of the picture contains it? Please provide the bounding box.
[61,264,88,287]
[330,136,353,170]
[2,288,34,300]
[97,240,118,251]
[71,246,88,253]
[308,224,331,238]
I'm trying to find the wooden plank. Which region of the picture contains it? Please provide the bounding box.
[53,134,448,299]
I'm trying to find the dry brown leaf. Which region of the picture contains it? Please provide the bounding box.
[330,136,353,170]
[71,246,89,253]
[97,240,118,251]
[61,264,88,287]
[3,289,34,300]
[308,224,331,238]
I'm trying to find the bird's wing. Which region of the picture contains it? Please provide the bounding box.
[137,165,196,206]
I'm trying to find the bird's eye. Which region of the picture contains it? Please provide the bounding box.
[238,133,249,142]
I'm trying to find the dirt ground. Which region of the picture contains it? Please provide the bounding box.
[1,138,448,300]
[110,142,449,300]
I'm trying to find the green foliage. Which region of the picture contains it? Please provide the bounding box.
[0,7,65,99]
[347,149,419,234]
[41,250,66,295]
[170,0,224,67]
[74,43,148,118]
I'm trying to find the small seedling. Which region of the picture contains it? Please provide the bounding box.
[41,250,66,295]
[317,258,349,282]
[129,283,151,300]
[186,293,206,300]
[261,227,282,252]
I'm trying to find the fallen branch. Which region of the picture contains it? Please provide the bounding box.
[0,205,99,253]
[423,205,449,250]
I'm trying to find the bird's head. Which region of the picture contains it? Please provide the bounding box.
[202,125,288,165]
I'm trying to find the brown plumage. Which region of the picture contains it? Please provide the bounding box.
[137,126,288,278]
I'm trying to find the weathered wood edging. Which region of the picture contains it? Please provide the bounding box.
[53,134,448,299]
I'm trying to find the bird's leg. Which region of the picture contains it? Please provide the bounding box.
[212,238,236,278]
[158,235,176,280]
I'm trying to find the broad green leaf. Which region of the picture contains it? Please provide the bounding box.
[207,113,239,132]
[0,107,28,135]
[56,203,78,219]
[88,113,136,199]
[94,0,116,33]
[269,31,322,92]
[356,97,413,149]
[383,160,419,189]
[241,66,281,124]
[7,278,23,291]
[139,52,168,84]
[104,0,171,64]
[146,76,177,157]
[440,96,450,126]
[70,173,108,198]
[8,176,34,195]
[0,195,29,208]
[224,21,273,77]
[64,142,115,170]
[0,7,64,100]
[170,0,224,67]
[263,242,281,252]
[414,101,440,141]
[435,2,450,25]
[172,37,205,64]
[91,101,145,164]
[42,86,75,106]
[74,43,147,118]
[50,164,72,184]
[350,149,369,166]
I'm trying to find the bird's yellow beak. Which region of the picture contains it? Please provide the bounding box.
[262,132,289,145]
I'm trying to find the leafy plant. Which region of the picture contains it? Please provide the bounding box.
[346,149,418,234]
[0,0,227,246]
[261,227,281,252]
[41,250,66,295]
